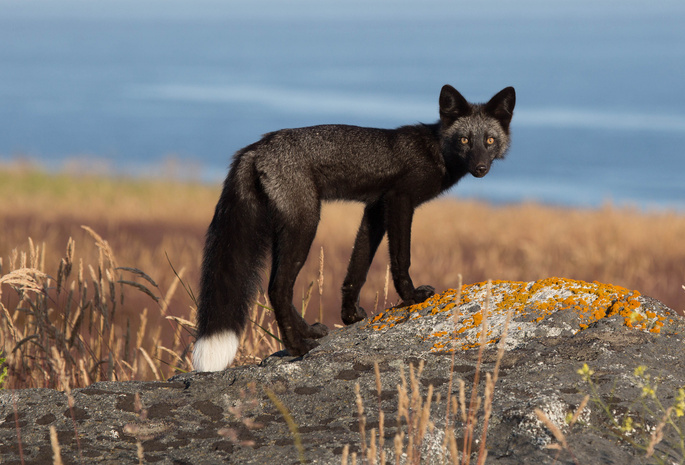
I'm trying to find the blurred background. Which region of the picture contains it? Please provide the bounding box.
[1,0,684,209]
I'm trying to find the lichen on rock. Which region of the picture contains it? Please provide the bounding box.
[369,278,676,354]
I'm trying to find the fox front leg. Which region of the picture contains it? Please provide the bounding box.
[385,195,435,306]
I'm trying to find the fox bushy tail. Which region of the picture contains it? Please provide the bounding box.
[193,157,269,372]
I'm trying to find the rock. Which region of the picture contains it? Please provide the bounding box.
[1,278,684,464]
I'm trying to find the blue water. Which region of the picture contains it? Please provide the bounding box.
[1,0,684,209]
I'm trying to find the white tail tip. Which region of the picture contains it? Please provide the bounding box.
[193,330,240,372]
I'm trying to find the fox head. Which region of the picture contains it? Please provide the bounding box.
[439,85,516,178]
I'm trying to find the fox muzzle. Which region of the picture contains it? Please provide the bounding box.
[471,163,489,177]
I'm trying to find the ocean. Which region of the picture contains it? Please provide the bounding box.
[1,0,684,209]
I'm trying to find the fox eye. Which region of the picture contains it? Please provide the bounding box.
[486,137,495,145]
[460,137,469,145]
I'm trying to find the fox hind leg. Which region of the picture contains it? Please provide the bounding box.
[268,203,328,357]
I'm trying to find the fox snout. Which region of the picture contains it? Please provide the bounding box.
[471,162,489,178]
[468,154,492,178]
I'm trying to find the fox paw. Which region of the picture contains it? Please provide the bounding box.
[398,285,435,307]
[285,337,320,357]
[413,285,435,302]
[308,322,329,338]
[341,304,367,325]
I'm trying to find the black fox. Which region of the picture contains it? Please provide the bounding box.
[193,85,516,371]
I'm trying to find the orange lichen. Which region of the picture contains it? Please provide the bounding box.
[366,277,661,353]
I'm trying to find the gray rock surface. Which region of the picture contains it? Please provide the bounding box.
[1,278,684,464]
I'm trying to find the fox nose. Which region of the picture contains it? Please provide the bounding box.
[473,164,488,177]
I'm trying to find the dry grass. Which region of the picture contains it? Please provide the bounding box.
[347,281,516,464]
[0,228,195,389]
[1,164,684,388]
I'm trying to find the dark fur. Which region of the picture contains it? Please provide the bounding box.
[197,85,515,359]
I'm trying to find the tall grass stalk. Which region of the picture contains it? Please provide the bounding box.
[0,228,190,388]
[350,280,512,464]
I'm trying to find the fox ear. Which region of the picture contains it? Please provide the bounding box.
[485,87,516,131]
[439,85,471,121]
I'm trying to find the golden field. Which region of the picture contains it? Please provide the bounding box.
[1,165,683,388]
